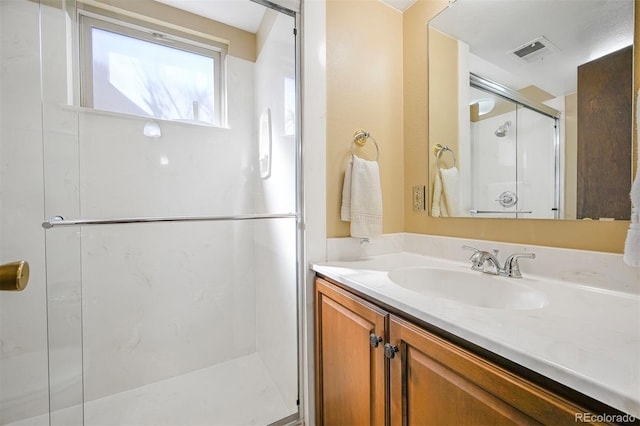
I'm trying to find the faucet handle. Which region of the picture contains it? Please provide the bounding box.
[462,245,480,253]
[502,253,536,278]
[462,245,485,271]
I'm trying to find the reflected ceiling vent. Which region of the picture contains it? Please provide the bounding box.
[509,36,559,63]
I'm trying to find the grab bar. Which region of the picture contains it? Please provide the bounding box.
[469,210,532,214]
[42,213,298,229]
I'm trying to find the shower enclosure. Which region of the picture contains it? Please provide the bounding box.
[468,75,560,219]
[1,0,301,424]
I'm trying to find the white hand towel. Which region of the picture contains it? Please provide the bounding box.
[340,157,353,221]
[623,90,640,267]
[623,219,639,267]
[341,155,383,238]
[431,167,459,217]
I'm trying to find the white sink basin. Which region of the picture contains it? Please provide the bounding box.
[388,267,548,310]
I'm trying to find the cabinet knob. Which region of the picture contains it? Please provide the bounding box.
[384,343,399,359]
[369,333,383,348]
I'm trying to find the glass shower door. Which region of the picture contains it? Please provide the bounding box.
[38,0,300,425]
[470,91,519,218]
[1,1,51,424]
[515,105,558,219]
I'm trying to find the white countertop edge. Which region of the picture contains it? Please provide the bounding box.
[311,260,640,418]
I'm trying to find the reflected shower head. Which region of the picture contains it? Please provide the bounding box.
[495,121,512,137]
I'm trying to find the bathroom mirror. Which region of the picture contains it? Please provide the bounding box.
[428,0,634,220]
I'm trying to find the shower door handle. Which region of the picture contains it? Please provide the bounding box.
[0,261,30,291]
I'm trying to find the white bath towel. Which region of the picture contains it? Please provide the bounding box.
[432,167,460,217]
[623,91,640,267]
[341,156,383,238]
[623,220,639,267]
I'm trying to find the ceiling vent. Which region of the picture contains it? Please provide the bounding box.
[509,36,559,63]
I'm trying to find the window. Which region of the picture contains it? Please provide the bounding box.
[80,13,225,126]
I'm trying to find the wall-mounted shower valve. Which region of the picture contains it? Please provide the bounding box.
[496,191,518,208]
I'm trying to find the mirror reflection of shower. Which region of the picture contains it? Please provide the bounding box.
[494,120,512,137]
[467,78,560,220]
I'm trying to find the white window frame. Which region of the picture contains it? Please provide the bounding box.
[79,11,226,126]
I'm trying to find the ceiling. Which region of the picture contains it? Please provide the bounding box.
[152,0,633,98]
[381,0,417,12]
[155,0,417,34]
[154,0,267,33]
[429,0,634,97]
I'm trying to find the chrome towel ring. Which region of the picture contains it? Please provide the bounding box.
[351,129,379,162]
[433,143,456,168]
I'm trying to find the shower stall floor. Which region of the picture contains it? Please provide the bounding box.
[6,352,293,426]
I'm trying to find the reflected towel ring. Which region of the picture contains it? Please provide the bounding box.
[351,129,380,162]
[434,143,456,168]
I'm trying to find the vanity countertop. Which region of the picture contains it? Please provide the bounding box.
[311,251,640,418]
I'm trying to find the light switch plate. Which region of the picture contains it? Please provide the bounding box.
[413,185,425,211]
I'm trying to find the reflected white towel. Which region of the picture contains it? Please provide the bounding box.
[440,167,461,216]
[623,90,640,267]
[341,156,383,238]
[432,167,460,217]
[431,171,449,217]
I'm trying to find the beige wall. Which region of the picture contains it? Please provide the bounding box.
[326,0,404,237]
[427,28,459,199]
[327,0,637,253]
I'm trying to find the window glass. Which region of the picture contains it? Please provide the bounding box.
[80,14,224,126]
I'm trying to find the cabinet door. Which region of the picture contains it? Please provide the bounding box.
[389,316,606,426]
[315,278,387,426]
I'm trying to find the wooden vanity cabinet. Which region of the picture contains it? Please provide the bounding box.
[388,316,607,425]
[315,277,387,425]
[315,276,612,426]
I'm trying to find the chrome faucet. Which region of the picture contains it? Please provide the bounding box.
[463,246,535,278]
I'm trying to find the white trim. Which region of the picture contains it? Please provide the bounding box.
[301,0,327,423]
